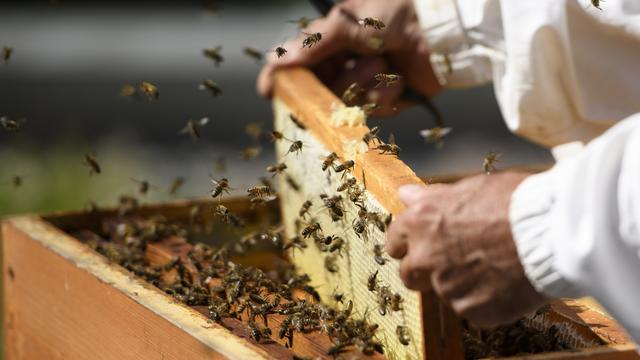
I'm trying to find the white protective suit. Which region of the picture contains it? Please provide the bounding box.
[414,0,640,342]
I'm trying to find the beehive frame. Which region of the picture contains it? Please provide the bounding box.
[272,67,639,360]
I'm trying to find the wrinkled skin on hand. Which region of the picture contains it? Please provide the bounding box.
[257,0,441,116]
[386,172,548,328]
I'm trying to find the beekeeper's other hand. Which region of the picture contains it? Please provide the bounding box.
[385,172,548,328]
[257,0,441,116]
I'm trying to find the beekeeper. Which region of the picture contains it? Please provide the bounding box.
[258,0,640,342]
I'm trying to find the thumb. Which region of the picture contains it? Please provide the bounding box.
[398,184,427,205]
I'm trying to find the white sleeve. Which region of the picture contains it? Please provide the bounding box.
[510,114,640,343]
[413,0,640,147]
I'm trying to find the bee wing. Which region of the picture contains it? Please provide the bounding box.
[198,117,210,126]
[388,133,396,145]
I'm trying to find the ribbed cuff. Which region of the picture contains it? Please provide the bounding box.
[509,169,583,299]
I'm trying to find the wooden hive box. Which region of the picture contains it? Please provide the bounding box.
[0,67,638,360]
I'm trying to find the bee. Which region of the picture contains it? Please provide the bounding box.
[273,46,288,58]
[9,175,25,188]
[353,212,367,237]
[358,17,386,30]
[240,146,262,160]
[337,177,357,192]
[375,133,401,156]
[321,152,338,171]
[0,116,25,131]
[321,194,344,221]
[117,195,139,216]
[198,79,222,97]
[283,235,308,252]
[396,325,410,346]
[298,200,312,218]
[244,122,263,140]
[289,114,306,130]
[247,320,272,342]
[119,84,136,97]
[333,160,355,177]
[374,73,400,88]
[247,185,274,199]
[341,82,364,104]
[266,162,287,176]
[377,286,392,315]
[169,176,186,195]
[443,53,453,75]
[130,178,157,195]
[139,81,159,100]
[210,177,231,200]
[483,151,501,174]
[288,17,313,29]
[362,103,380,116]
[286,140,303,156]
[285,175,300,192]
[590,0,603,10]
[332,289,344,304]
[420,126,452,149]
[367,270,379,292]
[301,222,322,239]
[328,236,345,254]
[203,46,224,66]
[390,293,403,312]
[83,153,101,175]
[325,255,339,273]
[302,32,322,48]
[259,176,274,189]
[270,130,288,142]
[213,205,244,227]
[3,46,13,62]
[243,47,263,62]
[362,126,381,147]
[179,117,210,141]
[373,244,386,265]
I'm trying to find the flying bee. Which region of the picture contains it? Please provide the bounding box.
[179,117,210,141]
[341,82,364,104]
[0,116,25,131]
[358,17,386,30]
[367,270,379,292]
[373,244,386,265]
[213,205,244,227]
[362,126,381,147]
[374,73,400,88]
[240,146,262,160]
[288,16,313,29]
[247,185,274,198]
[244,122,263,140]
[333,160,355,177]
[362,102,380,116]
[270,130,288,142]
[286,140,303,156]
[321,152,338,171]
[590,0,603,10]
[83,153,101,175]
[302,32,322,48]
[483,151,501,174]
[289,114,306,130]
[443,53,453,75]
[247,320,272,343]
[337,177,357,192]
[375,133,401,156]
[9,175,25,188]
[169,176,186,195]
[243,47,263,62]
[119,84,136,97]
[202,46,224,66]
[298,200,312,218]
[283,235,308,253]
[396,326,410,346]
[139,81,159,100]
[266,162,287,176]
[301,222,322,239]
[198,79,222,97]
[285,175,300,192]
[420,127,452,149]
[3,46,13,62]
[130,178,157,195]
[210,177,231,200]
[324,255,339,273]
[260,176,274,188]
[273,46,288,58]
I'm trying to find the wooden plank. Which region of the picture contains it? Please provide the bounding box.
[2,216,289,360]
[273,67,465,359]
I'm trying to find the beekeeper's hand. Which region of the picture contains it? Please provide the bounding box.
[257,0,441,116]
[385,172,548,328]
